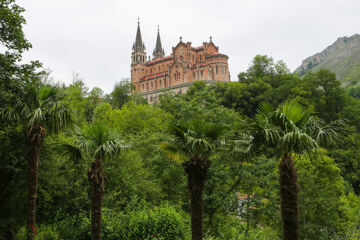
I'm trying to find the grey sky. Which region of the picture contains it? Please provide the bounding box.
[19,0,360,93]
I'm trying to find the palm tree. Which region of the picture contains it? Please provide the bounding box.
[0,79,72,240]
[64,123,126,240]
[240,101,346,240]
[160,118,225,240]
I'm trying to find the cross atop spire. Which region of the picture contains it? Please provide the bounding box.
[153,25,165,59]
[132,17,145,53]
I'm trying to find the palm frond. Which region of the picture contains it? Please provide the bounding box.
[313,119,348,148]
[160,142,188,163]
[281,131,318,153]
[161,118,225,164]
[62,143,84,164]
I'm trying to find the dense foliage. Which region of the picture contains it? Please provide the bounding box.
[1,1,360,239]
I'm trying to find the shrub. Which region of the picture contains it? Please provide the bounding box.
[127,204,187,240]
[56,212,90,240]
[16,225,60,240]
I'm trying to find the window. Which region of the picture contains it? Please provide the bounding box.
[150,69,152,74]
[193,72,195,79]
[151,82,153,88]
[150,96,153,102]
[160,80,162,87]
[158,66,160,72]
[200,55,202,61]
[216,65,218,74]
[193,55,195,61]
[174,73,176,80]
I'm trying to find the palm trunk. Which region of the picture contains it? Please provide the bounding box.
[26,127,44,240]
[279,151,299,240]
[88,158,104,240]
[185,160,208,240]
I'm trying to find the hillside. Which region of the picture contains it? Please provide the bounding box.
[295,34,360,85]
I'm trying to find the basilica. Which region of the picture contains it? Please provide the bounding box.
[131,20,230,103]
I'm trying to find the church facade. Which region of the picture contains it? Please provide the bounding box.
[131,20,230,103]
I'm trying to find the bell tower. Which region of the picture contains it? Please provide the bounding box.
[131,17,146,89]
[131,17,146,65]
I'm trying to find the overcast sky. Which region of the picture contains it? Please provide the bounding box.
[19,0,360,93]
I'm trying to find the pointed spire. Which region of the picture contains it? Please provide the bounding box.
[153,25,165,59]
[133,17,145,53]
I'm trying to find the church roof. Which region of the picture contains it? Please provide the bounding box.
[133,20,145,52]
[153,26,165,59]
[147,55,173,64]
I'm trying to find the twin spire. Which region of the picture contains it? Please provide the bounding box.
[153,25,165,59]
[132,18,165,60]
[132,18,145,53]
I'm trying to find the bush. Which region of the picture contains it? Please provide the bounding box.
[16,225,60,240]
[56,212,90,240]
[127,204,187,240]
[204,226,279,240]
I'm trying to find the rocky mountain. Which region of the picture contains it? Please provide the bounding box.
[295,34,360,85]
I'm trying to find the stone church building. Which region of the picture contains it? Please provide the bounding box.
[131,20,230,103]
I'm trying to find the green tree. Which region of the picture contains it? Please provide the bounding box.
[297,150,360,239]
[302,69,346,122]
[110,79,146,109]
[65,123,126,240]
[240,101,346,240]
[0,80,72,240]
[160,119,225,240]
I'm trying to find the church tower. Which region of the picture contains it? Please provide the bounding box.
[152,26,165,59]
[131,18,146,89]
[131,18,146,65]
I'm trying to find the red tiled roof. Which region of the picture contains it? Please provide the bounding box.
[208,51,219,55]
[147,55,173,64]
[141,72,168,80]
